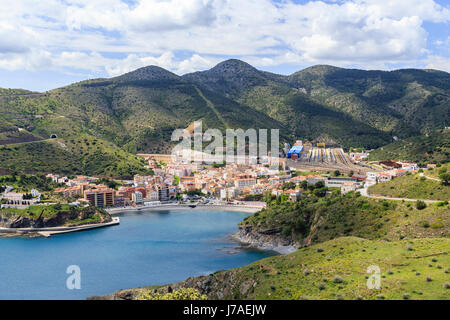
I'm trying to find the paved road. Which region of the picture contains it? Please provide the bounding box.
[360,186,440,204]
[419,173,441,182]
[0,138,55,147]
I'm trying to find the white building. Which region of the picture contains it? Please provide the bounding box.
[132,191,143,204]
[220,188,239,200]
[234,178,257,189]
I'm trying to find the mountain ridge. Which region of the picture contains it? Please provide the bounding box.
[0,59,448,176]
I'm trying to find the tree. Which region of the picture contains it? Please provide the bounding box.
[439,172,450,186]
[187,189,205,197]
[333,170,341,177]
[300,180,308,190]
[315,181,325,189]
[314,187,327,197]
[281,182,296,191]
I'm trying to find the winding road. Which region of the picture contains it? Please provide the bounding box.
[360,186,441,204]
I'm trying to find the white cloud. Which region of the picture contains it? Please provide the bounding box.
[425,55,450,72]
[64,0,221,32]
[0,0,449,76]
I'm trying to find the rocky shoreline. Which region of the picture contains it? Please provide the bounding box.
[90,228,298,300]
[232,225,298,254]
[0,206,115,237]
[90,208,301,300]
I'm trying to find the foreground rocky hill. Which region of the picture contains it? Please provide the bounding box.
[93,191,449,300]
[93,237,449,300]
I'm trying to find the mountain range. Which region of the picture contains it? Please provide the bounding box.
[0,59,448,177]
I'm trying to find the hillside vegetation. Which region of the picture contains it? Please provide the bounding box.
[108,237,450,300]
[0,135,153,178]
[369,130,450,164]
[242,192,449,245]
[1,60,448,176]
[0,204,111,228]
[368,168,449,201]
[101,189,449,301]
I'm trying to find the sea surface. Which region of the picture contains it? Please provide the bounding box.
[0,209,275,300]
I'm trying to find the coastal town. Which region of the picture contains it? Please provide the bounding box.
[0,140,431,213]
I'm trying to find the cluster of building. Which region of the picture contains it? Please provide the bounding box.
[51,172,177,208]
[2,147,431,211]
[365,161,419,187]
[0,187,41,208]
[48,149,386,208]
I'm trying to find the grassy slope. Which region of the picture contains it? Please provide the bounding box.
[207,237,449,300]
[368,170,449,201]
[242,193,449,244]
[0,204,108,225]
[0,134,152,178]
[0,173,62,193]
[368,130,450,164]
[108,194,449,300]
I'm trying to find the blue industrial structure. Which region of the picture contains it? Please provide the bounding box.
[287,144,304,158]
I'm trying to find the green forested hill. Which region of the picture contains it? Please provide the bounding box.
[185,61,449,143]
[0,60,448,176]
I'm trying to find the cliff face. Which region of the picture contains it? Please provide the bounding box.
[233,225,298,254]
[0,207,111,228]
[90,270,252,301]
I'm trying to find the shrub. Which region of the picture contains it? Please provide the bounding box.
[420,221,430,228]
[281,226,291,237]
[137,288,207,300]
[403,293,410,300]
[444,283,450,289]
[426,276,432,282]
[416,200,427,210]
[333,276,343,284]
[317,282,326,290]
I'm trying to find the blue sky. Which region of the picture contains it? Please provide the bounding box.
[0,0,449,92]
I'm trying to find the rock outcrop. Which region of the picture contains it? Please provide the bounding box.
[0,207,111,229]
[232,225,299,254]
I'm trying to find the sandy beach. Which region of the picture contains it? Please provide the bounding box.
[106,203,264,215]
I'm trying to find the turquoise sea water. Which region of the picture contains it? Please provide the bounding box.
[0,209,275,300]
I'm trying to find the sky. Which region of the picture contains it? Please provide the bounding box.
[0,0,449,92]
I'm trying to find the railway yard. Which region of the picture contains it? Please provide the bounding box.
[287,147,371,174]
